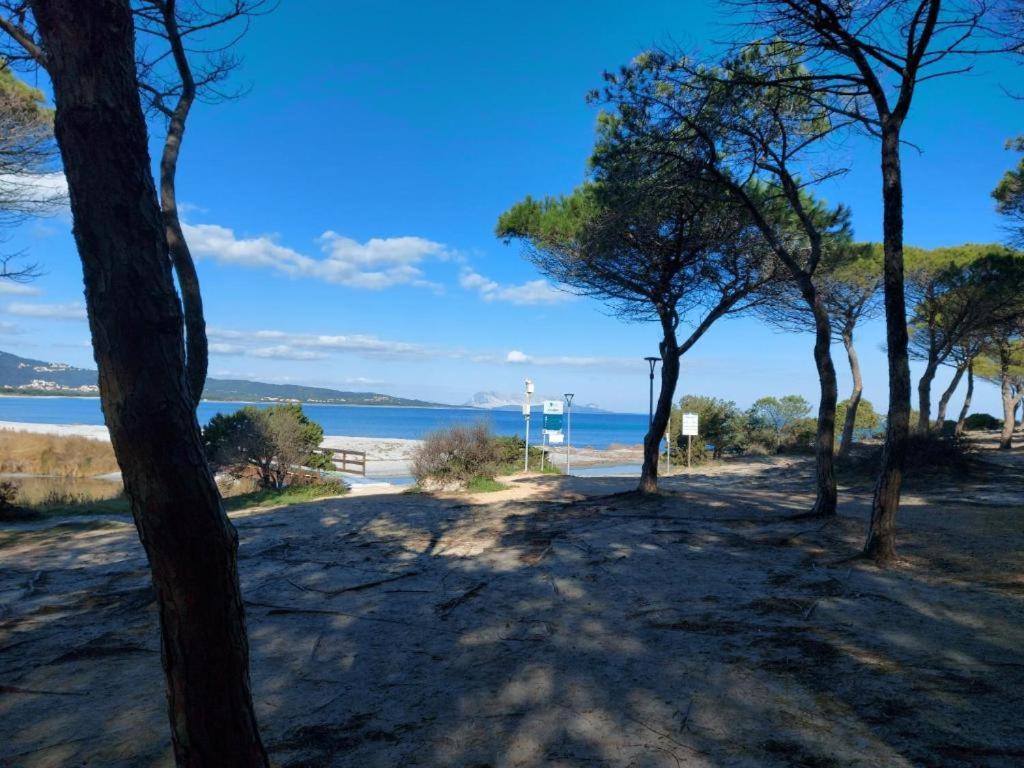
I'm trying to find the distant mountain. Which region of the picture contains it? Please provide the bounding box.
[0,350,446,407]
[464,390,609,413]
[203,379,442,407]
[0,350,98,392]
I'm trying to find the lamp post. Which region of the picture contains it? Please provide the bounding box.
[523,378,534,472]
[564,392,574,475]
[644,356,660,427]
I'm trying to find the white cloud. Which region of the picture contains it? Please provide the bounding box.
[0,321,21,334]
[459,269,570,305]
[0,172,69,215]
[207,327,434,361]
[206,325,635,375]
[183,222,449,290]
[503,349,635,371]
[4,301,86,320]
[0,282,41,296]
[249,346,330,361]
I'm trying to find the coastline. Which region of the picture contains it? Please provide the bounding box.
[0,420,643,477]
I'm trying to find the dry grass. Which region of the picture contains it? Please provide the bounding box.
[0,430,119,476]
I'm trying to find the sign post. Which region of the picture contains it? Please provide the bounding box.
[681,412,699,469]
[564,393,574,475]
[523,379,534,472]
[541,400,564,473]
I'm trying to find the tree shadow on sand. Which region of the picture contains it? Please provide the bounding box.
[1,456,1023,767]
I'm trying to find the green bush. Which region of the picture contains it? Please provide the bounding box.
[836,398,882,434]
[671,395,746,460]
[203,404,329,489]
[779,417,817,453]
[492,434,555,473]
[411,423,503,486]
[963,412,1001,430]
[843,431,975,478]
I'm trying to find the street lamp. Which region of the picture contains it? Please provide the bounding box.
[564,392,574,475]
[523,379,534,472]
[644,356,660,426]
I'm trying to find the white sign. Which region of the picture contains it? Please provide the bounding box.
[543,400,564,415]
[681,413,699,436]
[548,432,564,444]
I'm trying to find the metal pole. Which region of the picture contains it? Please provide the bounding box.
[523,379,533,473]
[524,411,530,472]
[687,434,692,469]
[540,432,546,471]
[644,357,659,427]
[564,393,574,475]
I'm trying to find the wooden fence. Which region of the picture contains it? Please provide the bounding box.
[324,448,367,477]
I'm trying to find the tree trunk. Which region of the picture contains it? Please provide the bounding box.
[1000,361,1015,450]
[31,2,269,765]
[838,327,862,459]
[808,288,837,516]
[917,360,937,436]
[160,0,207,406]
[639,324,679,494]
[865,121,910,563]
[916,357,939,434]
[933,360,967,430]
[954,361,974,436]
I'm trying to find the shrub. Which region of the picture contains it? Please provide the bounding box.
[492,434,554,473]
[779,417,817,453]
[963,412,1001,431]
[203,404,329,489]
[842,431,975,478]
[0,479,20,519]
[411,423,502,486]
[836,398,882,435]
[671,395,746,460]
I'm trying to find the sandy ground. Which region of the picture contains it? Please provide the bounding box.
[2,440,1023,766]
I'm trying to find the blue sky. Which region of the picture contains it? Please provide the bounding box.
[1,0,1020,414]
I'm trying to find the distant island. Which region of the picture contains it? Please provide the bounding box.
[464,390,609,413]
[0,350,446,408]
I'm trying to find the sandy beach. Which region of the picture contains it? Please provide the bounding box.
[0,421,645,480]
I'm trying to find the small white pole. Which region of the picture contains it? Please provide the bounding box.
[564,393,574,476]
[665,411,671,474]
[523,379,534,472]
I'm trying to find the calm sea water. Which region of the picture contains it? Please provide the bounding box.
[0,397,649,450]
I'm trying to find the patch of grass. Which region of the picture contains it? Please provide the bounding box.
[223,480,347,511]
[0,430,119,476]
[465,477,510,493]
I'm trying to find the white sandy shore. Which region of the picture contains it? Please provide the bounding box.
[0,421,643,479]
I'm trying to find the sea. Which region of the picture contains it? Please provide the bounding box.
[0,397,649,451]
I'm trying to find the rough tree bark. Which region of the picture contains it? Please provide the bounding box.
[808,289,838,516]
[30,1,268,764]
[955,361,974,436]
[1000,373,1016,450]
[639,314,679,494]
[933,359,968,429]
[159,0,208,406]
[838,324,862,458]
[998,347,1023,450]
[865,120,911,562]
[916,356,940,433]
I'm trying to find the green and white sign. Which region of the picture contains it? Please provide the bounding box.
[542,400,563,434]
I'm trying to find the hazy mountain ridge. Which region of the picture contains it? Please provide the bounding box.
[464,391,608,413]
